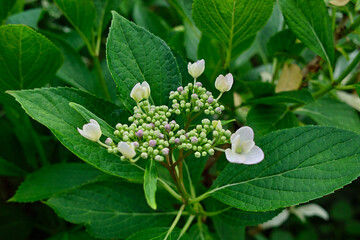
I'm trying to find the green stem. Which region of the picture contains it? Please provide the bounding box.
[213,147,225,153]
[164,204,185,240]
[189,192,210,204]
[336,51,360,84]
[201,207,232,216]
[92,56,111,100]
[271,58,279,84]
[177,215,196,240]
[158,178,182,203]
[335,84,356,90]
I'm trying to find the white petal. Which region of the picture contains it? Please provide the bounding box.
[241,140,255,153]
[224,73,233,91]
[231,135,241,150]
[295,204,329,221]
[141,81,151,99]
[89,119,100,127]
[242,145,264,165]
[130,83,144,102]
[260,209,289,229]
[118,142,136,159]
[233,126,254,142]
[225,149,246,164]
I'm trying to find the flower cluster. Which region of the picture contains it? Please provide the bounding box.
[77,59,264,165]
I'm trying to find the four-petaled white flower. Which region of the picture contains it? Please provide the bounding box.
[77,119,102,142]
[188,59,205,79]
[225,126,264,165]
[118,142,136,159]
[329,0,350,6]
[260,204,329,230]
[215,73,233,93]
[212,120,222,131]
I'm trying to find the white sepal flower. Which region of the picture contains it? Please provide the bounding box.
[291,204,329,223]
[77,119,102,142]
[260,209,290,229]
[130,83,144,102]
[225,126,264,165]
[260,203,329,230]
[329,0,350,6]
[141,81,151,99]
[188,59,205,79]
[215,73,233,93]
[212,120,222,131]
[118,142,136,159]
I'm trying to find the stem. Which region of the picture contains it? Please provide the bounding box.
[216,92,223,101]
[158,178,182,202]
[92,56,111,100]
[336,51,360,85]
[177,215,196,240]
[201,207,232,216]
[189,192,210,204]
[271,57,279,84]
[213,147,226,153]
[164,204,185,240]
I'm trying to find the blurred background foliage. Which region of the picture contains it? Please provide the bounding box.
[0,0,359,239]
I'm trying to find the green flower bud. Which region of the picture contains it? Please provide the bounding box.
[208,149,215,155]
[202,151,207,157]
[213,131,219,137]
[116,123,122,130]
[194,152,201,158]
[141,153,148,159]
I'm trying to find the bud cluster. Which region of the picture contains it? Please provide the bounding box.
[169,82,225,116]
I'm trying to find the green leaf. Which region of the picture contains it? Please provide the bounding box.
[126,227,189,240]
[248,90,314,105]
[188,222,215,240]
[208,126,360,211]
[54,0,95,51]
[212,218,245,240]
[6,8,43,30]
[267,29,305,60]
[0,157,27,177]
[279,0,334,65]
[94,0,122,32]
[193,0,275,61]
[144,159,158,210]
[107,12,181,111]
[10,163,105,202]
[44,32,98,93]
[8,87,143,180]
[47,230,97,240]
[0,0,16,24]
[246,104,299,138]
[133,1,170,40]
[47,180,174,239]
[0,25,63,92]
[205,198,281,227]
[296,98,360,134]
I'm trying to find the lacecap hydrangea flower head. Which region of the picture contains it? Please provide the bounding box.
[77,59,264,165]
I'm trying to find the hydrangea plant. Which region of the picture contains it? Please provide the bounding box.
[1,0,360,239]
